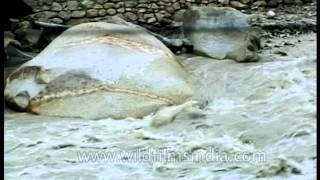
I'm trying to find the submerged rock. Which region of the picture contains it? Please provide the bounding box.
[4,22,194,119]
[183,7,260,62]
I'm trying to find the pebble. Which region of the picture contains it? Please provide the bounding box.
[266,10,276,18]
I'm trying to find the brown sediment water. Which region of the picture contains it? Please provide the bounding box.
[4,33,316,179]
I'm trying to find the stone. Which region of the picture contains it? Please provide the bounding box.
[51,2,63,11]
[166,7,175,13]
[98,9,107,16]
[51,18,64,24]
[4,22,193,119]
[252,0,267,6]
[86,9,99,17]
[71,10,86,18]
[58,11,71,20]
[230,1,248,8]
[218,0,230,5]
[96,0,106,4]
[81,0,95,8]
[125,12,138,21]
[138,8,147,13]
[144,13,155,19]
[103,3,115,9]
[34,11,58,19]
[107,9,117,15]
[124,1,138,7]
[115,2,124,8]
[266,10,276,18]
[41,6,50,11]
[117,8,125,13]
[183,7,259,62]
[67,0,79,10]
[93,4,103,9]
[240,0,251,4]
[147,17,157,23]
[173,2,181,10]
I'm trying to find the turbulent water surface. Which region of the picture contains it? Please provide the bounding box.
[4,33,317,180]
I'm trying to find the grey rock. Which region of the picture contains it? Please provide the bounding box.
[183,7,259,62]
[117,8,125,13]
[81,0,95,8]
[93,4,103,9]
[98,9,107,16]
[147,17,157,23]
[51,2,63,11]
[67,0,79,10]
[125,12,138,21]
[86,9,99,17]
[71,10,86,18]
[58,11,71,20]
[230,1,248,8]
[124,1,138,7]
[252,0,267,6]
[107,9,117,15]
[4,22,193,119]
[103,2,115,9]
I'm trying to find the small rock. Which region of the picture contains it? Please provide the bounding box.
[51,18,64,24]
[71,10,86,18]
[96,0,106,4]
[93,4,103,9]
[252,0,267,6]
[230,1,247,8]
[107,9,117,15]
[240,0,251,4]
[103,2,115,9]
[173,2,181,10]
[266,10,276,18]
[98,9,107,16]
[147,17,157,23]
[51,2,63,11]
[58,11,71,20]
[125,12,138,21]
[67,0,79,10]
[86,9,99,17]
[117,8,125,13]
[81,0,95,8]
[218,0,230,5]
[124,1,137,8]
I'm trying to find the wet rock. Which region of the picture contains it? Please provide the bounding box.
[183,7,259,62]
[5,22,193,119]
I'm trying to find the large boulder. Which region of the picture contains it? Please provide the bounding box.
[183,7,260,62]
[4,22,194,119]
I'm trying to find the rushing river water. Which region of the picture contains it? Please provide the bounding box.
[4,33,316,180]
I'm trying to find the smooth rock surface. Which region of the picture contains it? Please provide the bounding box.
[4,22,193,119]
